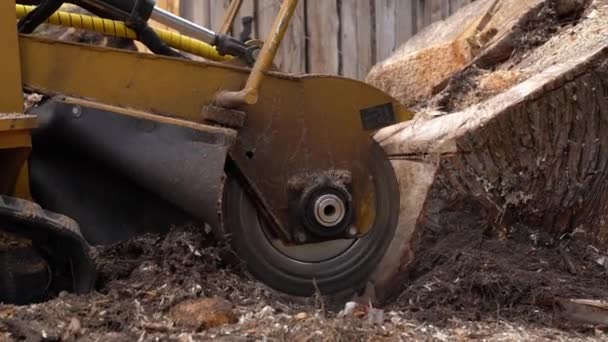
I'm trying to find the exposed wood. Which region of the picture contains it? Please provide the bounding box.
[341,0,373,79]
[557,299,608,326]
[306,0,339,74]
[370,0,608,300]
[366,0,544,107]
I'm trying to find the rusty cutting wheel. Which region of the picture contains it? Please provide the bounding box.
[224,141,399,296]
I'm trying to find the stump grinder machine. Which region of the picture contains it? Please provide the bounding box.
[0,0,412,304]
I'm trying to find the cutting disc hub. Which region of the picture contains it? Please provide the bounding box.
[313,194,345,227]
[301,186,353,239]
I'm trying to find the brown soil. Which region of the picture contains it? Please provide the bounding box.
[389,200,608,324]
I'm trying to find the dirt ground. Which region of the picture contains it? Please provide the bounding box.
[1,223,607,341]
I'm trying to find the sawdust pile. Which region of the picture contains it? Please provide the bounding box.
[1,226,605,341]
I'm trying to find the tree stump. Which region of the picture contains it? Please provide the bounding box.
[368,0,608,300]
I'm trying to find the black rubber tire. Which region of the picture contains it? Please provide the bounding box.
[223,143,400,297]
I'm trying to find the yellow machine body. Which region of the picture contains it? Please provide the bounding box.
[0,114,35,200]
[0,0,33,201]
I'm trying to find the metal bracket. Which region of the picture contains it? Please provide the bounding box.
[215,0,299,107]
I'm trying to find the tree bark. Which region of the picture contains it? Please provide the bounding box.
[367,0,608,300]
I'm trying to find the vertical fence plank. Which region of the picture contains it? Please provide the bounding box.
[441,0,451,18]
[209,0,232,32]
[234,0,256,41]
[430,0,443,22]
[179,0,472,80]
[283,1,307,74]
[449,0,472,14]
[395,0,416,48]
[374,0,396,63]
[259,0,306,74]
[179,0,210,27]
[341,0,373,79]
[415,0,433,30]
[256,0,274,36]
[415,0,425,31]
[422,0,432,27]
[307,0,339,74]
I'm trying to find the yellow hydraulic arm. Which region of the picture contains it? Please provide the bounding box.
[16,4,228,61]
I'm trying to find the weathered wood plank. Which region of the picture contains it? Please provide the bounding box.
[441,0,451,18]
[449,0,472,14]
[306,0,339,74]
[341,0,373,79]
[176,0,480,78]
[281,0,306,73]
[179,0,210,27]
[258,0,306,74]
[234,0,256,41]
[431,0,443,22]
[374,0,397,63]
[209,0,232,33]
[396,0,416,46]
[423,0,433,27]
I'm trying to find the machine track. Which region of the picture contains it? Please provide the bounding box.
[0,195,96,304]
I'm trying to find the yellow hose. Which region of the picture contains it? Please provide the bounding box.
[15,4,230,62]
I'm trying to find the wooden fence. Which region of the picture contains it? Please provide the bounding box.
[161,0,477,79]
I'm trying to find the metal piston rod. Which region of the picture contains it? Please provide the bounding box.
[150,6,216,44]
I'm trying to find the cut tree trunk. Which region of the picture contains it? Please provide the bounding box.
[368,0,608,300]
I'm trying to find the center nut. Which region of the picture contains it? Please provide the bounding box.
[287,170,355,241]
[313,194,346,227]
[302,187,353,238]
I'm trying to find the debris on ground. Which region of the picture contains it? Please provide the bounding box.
[169,297,238,330]
[0,226,606,341]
